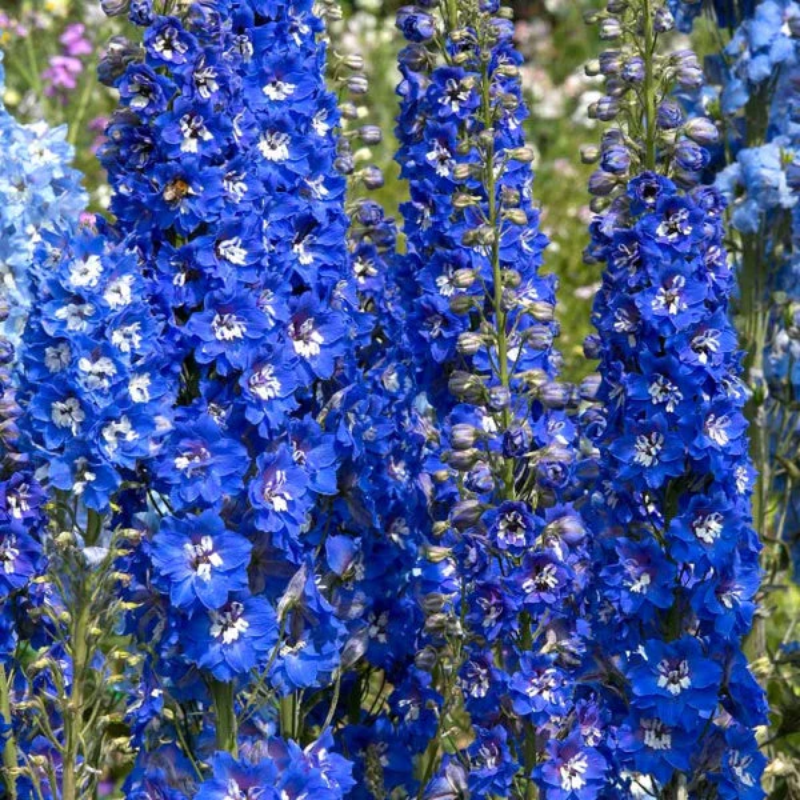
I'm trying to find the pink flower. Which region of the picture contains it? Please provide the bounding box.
[59,23,92,58]
[42,55,83,96]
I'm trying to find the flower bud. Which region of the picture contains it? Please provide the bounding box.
[449,294,474,315]
[457,332,484,356]
[539,381,571,409]
[396,7,436,42]
[453,163,473,181]
[599,17,622,39]
[488,385,510,410]
[502,269,522,288]
[449,371,484,402]
[503,208,528,225]
[452,268,477,289]
[451,424,480,450]
[595,96,620,121]
[347,75,369,94]
[684,116,719,146]
[339,101,358,120]
[579,374,602,400]
[600,144,630,174]
[588,169,618,197]
[508,146,535,163]
[528,301,556,322]
[621,56,644,83]
[599,50,622,75]
[343,53,365,71]
[465,464,494,494]
[674,140,709,172]
[526,325,554,350]
[359,125,382,145]
[580,145,601,164]
[101,0,130,15]
[451,498,483,528]
[584,333,602,359]
[657,100,684,130]
[361,166,384,190]
[653,7,674,32]
[448,448,480,471]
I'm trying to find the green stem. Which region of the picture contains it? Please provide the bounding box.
[641,0,657,172]
[210,680,239,755]
[61,585,89,800]
[0,666,18,800]
[481,66,515,501]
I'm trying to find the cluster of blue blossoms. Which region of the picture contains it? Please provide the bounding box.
[392,1,602,796]
[0,0,781,796]
[581,0,768,794]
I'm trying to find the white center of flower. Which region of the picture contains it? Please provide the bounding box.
[258,130,291,162]
[497,510,527,548]
[223,170,248,203]
[179,113,213,153]
[633,431,664,466]
[691,329,721,364]
[691,511,723,544]
[249,364,281,400]
[210,601,249,645]
[653,275,687,316]
[51,397,84,433]
[70,255,103,288]
[104,274,135,308]
[112,322,143,353]
[523,563,559,594]
[212,313,247,341]
[642,719,672,750]
[656,207,692,240]
[559,754,589,791]
[184,535,223,582]
[290,317,324,358]
[262,469,291,511]
[174,446,210,475]
[656,658,691,696]
[102,416,137,455]
[426,141,454,177]
[704,414,730,446]
[129,373,152,403]
[153,26,188,61]
[0,536,20,574]
[217,237,248,265]
[648,374,683,412]
[193,65,219,99]
[45,343,71,373]
[263,79,296,100]
[55,302,94,332]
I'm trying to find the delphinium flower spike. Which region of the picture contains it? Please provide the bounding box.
[0,50,148,800]
[393,1,598,797]
[95,0,392,792]
[580,0,768,794]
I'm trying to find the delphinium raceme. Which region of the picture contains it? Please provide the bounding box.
[95,0,387,793]
[0,50,88,346]
[667,0,800,788]
[0,50,147,800]
[580,0,767,795]
[393,1,599,797]
[12,217,169,800]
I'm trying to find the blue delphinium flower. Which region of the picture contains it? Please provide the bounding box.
[0,51,88,347]
[392,0,596,795]
[582,0,767,793]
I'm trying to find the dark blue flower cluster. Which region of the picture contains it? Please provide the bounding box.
[94,0,427,792]
[391,1,599,796]
[582,0,768,793]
